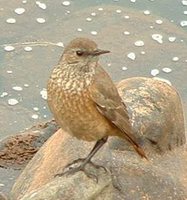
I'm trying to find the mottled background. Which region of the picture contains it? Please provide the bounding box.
[0,0,187,194]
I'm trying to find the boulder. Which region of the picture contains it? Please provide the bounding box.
[10,77,186,200]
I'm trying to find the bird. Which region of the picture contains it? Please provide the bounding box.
[47,37,147,177]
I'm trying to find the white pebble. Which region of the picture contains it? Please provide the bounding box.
[86,17,92,21]
[62,1,70,6]
[24,84,29,87]
[36,1,47,9]
[182,0,187,5]
[153,77,171,86]
[180,21,187,27]
[31,114,39,119]
[98,7,103,11]
[91,31,97,35]
[22,0,27,3]
[107,63,111,67]
[12,86,23,91]
[172,57,179,61]
[24,46,32,51]
[130,0,136,2]
[0,92,8,97]
[168,37,176,42]
[116,9,122,13]
[134,40,144,47]
[77,28,82,32]
[151,69,159,76]
[4,45,15,52]
[155,19,163,24]
[162,67,172,73]
[124,15,130,19]
[127,52,136,60]
[40,88,47,100]
[184,11,187,14]
[8,99,19,106]
[33,107,39,111]
[56,42,64,47]
[0,183,5,187]
[36,18,46,23]
[14,8,25,15]
[150,25,154,29]
[123,31,130,35]
[151,34,163,44]
[141,51,145,55]
[7,70,13,74]
[143,10,150,15]
[6,18,16,24]
[122,66,128,70]
[91,12,96,16]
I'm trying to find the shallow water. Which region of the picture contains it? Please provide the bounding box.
[0,0,187,195]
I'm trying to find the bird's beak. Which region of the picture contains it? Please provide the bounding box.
[90,49,110,56]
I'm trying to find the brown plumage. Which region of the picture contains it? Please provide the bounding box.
[47,38,147,176]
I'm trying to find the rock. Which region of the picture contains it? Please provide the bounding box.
[10,77,186,200]
[0,119,58,169]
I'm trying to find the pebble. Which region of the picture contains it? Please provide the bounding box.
[168,37,176,42]
[36,18,46,23]
[4,45,15,52]
[0,92,8,97]
[162,67,172,73]
[40,88,47,100]
[91,12,96,16]
[134,40,144,47]
[6,18,16,24]
[151,34,163,44]
[116,9,122,13]
[24,84,29,87]
[86,17,92,21]
[143,10,150,15]
[184,11,187,14]
[33,107,39,111]
[182,0,187,6]
[151,69,159,76]
[180,21,187,27]
[12,86,23,91]
[127,52,136,60]
[62,1,71,6]
[36,1,47,9]
[7,70,13,74]
[98,8,103,11]
[14,8,25,15]
[172,57,179,61]
[24,46,32,52]
[91,31,97,35]
[77,28,82,32]
[31,114,39,119]
[8,99,19,106]
[123,31,130,35]
[155,19,163,24]
[122,66,128,70]
[56,42,64,47]
[124,15,130,19]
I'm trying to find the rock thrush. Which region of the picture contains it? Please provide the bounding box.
[47,38,147,176]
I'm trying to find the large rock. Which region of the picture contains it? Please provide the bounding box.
[10,77,186,200]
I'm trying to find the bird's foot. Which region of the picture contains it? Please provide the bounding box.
[54,158,107,182]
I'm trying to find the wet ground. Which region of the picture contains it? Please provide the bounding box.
[0,0,187,196]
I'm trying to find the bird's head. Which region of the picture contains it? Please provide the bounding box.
[60,38,110,65]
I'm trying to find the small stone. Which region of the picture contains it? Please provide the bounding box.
[77,28,82,32]
[116,9,122,13]
[24,84,29,87]
[182,0,187,6]
[141,51,145,55]
[4,45,15,52]
[172,57,179,62]
[14,8,25,15]
[40,88,47,100]
[123,31,130,35]
[152,34,163,44]
[155,19,163,24]
[91,31,97,35]
[130,0,136,2]
[143,10,150,15]
[8,99,19,106]
[184,11,187,14]
[62,1,71,6]
[127,52,136,60]
[122,66,128,71]
[36,18,46,23]
[31,114,39,119]
[124,15,130,19]
[86,17,92,21]
[134,40,144,47]
[151,69,159,76]
[162,67,172,73]
[33,107,39,111]
[6,18,16,24]
[7,70,13,74]
[91,12,96,16]
[24,46,32,52]
[56,42,64,47]
[168,37,176,42]
[36,1,47,9]
[180,21,187,27]
[12,86,23,91]
[98,7,103,11]
[0,92,8,97]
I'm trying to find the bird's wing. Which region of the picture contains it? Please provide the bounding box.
[90,65,147,159]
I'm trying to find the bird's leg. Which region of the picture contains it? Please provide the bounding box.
[55,136,108,179]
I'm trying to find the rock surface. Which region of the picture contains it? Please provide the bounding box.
[10,77,186,200]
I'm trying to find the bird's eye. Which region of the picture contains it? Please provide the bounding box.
[76,50,84,56]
